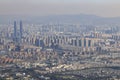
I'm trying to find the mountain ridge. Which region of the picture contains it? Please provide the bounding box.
[0,14,120,25]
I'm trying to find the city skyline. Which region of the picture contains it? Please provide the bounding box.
[1,0,120,80]
[0,0,120,17]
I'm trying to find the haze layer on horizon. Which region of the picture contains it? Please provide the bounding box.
[0,0,120,17]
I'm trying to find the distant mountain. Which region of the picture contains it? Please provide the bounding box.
[0,14,120,25]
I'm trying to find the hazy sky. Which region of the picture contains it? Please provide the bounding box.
[0,0,120,17]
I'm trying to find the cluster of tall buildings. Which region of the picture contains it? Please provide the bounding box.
[31,35,94,52]
[13,21,23,43]
[11,21,120,53]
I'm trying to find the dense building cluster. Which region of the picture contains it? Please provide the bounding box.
[0,22,120,79]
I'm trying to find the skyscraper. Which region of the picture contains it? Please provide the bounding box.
[14,21,17,38]
[20,20,23,38]
[13,20,23,43]
[13,21,17,42]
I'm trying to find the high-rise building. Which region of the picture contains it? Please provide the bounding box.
[13,21,23,43]
[35,38,44,48]
[20,20,23,38]
[84,39,86,47]
[79,40,82,47]
[88,40,91,47]
[14,21,17,38]
[13,21,17,42]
